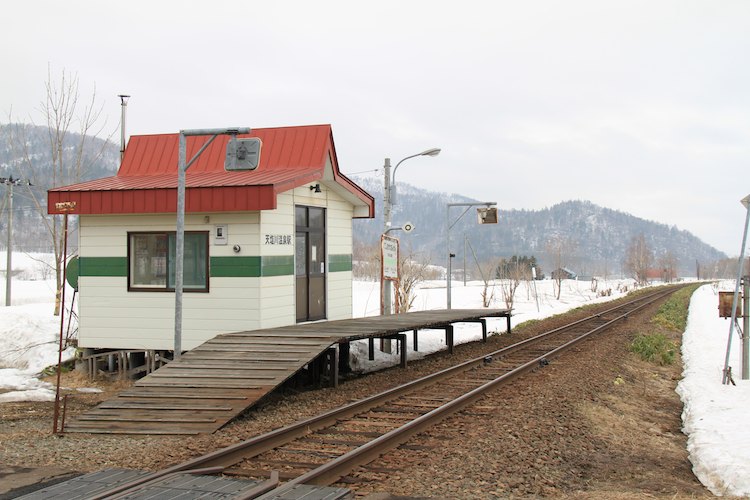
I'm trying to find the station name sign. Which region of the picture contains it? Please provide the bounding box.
[381,235,399,280]
[265,234,292,245]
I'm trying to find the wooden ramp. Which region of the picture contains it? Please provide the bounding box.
[64,309,510,435]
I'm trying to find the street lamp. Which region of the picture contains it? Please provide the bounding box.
[383,148,441,232]
[389,148,441,207]
[381,147,441,315]
[446,201,497,309]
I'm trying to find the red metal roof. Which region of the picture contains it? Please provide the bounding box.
[48,124,374,217]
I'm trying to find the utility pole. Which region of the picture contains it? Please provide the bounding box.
[174,127,250,360]
[1,176,32,306]
[723,194,750,384]
[743,275,749,380]
[380,148,440,315]
[446,202,497,309]
[382,158,392,315]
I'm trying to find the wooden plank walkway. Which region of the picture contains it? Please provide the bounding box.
[63,309,510,435]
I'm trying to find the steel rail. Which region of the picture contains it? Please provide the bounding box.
[90,286,680,499]
[256,286,678,494]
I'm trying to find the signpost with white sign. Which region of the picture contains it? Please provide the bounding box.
[380,235,400,314]
[380,235,400,354]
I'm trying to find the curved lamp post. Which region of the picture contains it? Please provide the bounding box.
[381,148,441,315]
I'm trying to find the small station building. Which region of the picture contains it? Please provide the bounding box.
[48,124,374,354]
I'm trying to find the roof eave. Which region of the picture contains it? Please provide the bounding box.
[48,185,278,215]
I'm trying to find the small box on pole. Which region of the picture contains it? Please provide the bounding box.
[719,291,743,318]
[477,207,498,224]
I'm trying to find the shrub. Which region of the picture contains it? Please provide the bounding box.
[630,333,677,365]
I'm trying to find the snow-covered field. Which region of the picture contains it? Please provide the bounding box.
[0,252,748,496]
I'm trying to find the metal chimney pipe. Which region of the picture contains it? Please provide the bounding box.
[118,95,130,164]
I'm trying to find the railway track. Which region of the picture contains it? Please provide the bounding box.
[89,286,682,499]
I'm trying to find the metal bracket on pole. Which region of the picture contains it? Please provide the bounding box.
[446,202,496,309]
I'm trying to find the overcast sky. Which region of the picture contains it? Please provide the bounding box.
[2,0,748,255]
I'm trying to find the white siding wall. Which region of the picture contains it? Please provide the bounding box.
[327,197,354,256]
[77,183,357,350]
[78,213,263,350]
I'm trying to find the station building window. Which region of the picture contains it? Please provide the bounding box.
[128,232,208,292]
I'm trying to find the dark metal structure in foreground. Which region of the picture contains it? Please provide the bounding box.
[15,469,352,500]
[63,309,511,435]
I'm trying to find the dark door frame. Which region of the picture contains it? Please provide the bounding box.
[295,205,327,322]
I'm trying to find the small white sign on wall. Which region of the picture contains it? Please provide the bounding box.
[214,225,228,245]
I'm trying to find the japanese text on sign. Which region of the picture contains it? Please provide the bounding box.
[381,236,399,280]
[265,234,292,245]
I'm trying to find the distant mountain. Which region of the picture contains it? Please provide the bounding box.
[352,177,726,277]
[0,123,119,252]
[0,123,119,184]
[0,124,726,276]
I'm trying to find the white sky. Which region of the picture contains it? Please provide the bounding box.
[2,0,748,255]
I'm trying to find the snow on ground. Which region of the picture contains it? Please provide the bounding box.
[1,252,748,496]
[0,252,76,403]
[677,281,750,497]
[349,277,632,372]
[0,302,76,403]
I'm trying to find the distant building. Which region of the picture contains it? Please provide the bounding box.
[550,267,578,280]
[645,267,677,282]
[48,125,374,352]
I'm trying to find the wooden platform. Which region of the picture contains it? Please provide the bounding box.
[63,309,510,435]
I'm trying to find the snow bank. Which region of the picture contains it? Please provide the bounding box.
[677,283,750,497]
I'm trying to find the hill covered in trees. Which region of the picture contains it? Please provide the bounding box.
[0,124,728,278]
[352,177,726,278]
[0,123,119,252]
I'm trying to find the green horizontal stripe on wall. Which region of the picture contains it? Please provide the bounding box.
[77,254,349,278]
[210,255,294,277]
[329,254,352,273]
[79,257,127,277]
[261,255,294,277]
[210,256,261,277]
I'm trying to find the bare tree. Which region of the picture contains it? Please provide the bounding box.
[624,233,653,286]
[8,66,112,314]
[464,239,497,307]
[495,258,519,309]
[474,259,497,308]
[395,250,432,313]
[546,236,576,300]
[658,251,678,283]
[352,240,381,280]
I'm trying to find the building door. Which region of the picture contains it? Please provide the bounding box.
[296,206,326,322]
